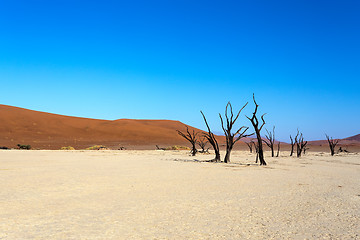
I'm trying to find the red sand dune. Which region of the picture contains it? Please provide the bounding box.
[0,104,225,150]
[1,104,358,151]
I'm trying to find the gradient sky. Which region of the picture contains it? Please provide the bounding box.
[0,0,359,142]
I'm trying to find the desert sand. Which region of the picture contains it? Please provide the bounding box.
[0,150,359,239]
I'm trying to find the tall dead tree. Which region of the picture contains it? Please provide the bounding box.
[263,126,275,157]
[295,129,307,158]
[219,102,251,163]
[246,94,267,165]
[176,126,198,156]
[246,140,254,153]
[289,135,295,156]
[197,136,209,153]
[200,111,221,162]
[276,142,280,157]
[325,134,339,156]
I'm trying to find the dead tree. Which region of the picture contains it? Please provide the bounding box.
[295,129,307,158]
[289,135,295,156]
[246,140,254,153]
[246,94,267,165]
[263,126,275,157]
[325,134,340,156]
[200,111,221,162]
[197,136,209,153]
[176,126,198,156]
[276,142,280,157]
[252,141,259,163]
[219,102,251,163]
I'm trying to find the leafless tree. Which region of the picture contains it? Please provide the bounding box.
[325,134,340,156]
[246,140,254,153]
[295,129,307,158]
[289,135,295,156]
[252,141,259,163]
[276,142,280,157]
[219,102,252,163]
[176,126,198,156]
[246,94,267,165]
[197,136,209,153]
[200,111,221,162]
[263,126,275,157]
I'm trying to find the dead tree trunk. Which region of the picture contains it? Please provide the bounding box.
[289,135,295,156]
[197,136,209,153]
[263,126,275,157]
[176,126,198,156]
[200,111,221,162]
[246,94,267,166]
[246,141,253,153]
[325,134,339,156]
[219,102,251,163]
[295,129,307,158]
[276,142,280,157]
[252,141,259,163]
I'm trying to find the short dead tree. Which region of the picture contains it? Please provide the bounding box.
[246,140,254,153]
[246,94,267,165]
[276,141,280,157]
[289,135,295,156]
[219,102,252,163]
[295,130,307,158]
[263,126,276,157]
[176,126,198,156]
[200,111,221,162]
[197,136,209,153]
[252,141,260,163]
[325,134,340,156]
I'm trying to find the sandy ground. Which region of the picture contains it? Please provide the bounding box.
[0,150,359,239]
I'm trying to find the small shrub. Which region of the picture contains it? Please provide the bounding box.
[0,146,9,150]
[165,145,190,150]
[60,146,75,150]
[17,144,31,150]
[86,145,108,150]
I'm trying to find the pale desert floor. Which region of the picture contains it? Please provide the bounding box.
[0,150,359,239]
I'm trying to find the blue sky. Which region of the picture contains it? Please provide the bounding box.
[0,0,359,141]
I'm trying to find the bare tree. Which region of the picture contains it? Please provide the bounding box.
[252,141,259,163]
[197,136,209,153]
[295,129,307,158]
[276,142,280,157]
[246,140,254,153]
[325,134,340,156]
[246,94,267,165]
[289,135,295,156]
[200,111,221,162]
[263,126,275,157]
[219,102,251,163]
[176,126,198,156]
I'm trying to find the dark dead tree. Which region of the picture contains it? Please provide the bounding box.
[263,126,275,157]
[325,134,340,156]
[197,136,209,153]
[295,129,307,158]
[252,141,259,163]
[246,140,254,153]
[176,126,198,156]
[219,102,251,163]
[246,94,267,165]
[200,111,221,162]
[289,135,295,156]
[276,142,280,157]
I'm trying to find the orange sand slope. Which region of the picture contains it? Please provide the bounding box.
[0,104,206,149]
[0,104,359,150]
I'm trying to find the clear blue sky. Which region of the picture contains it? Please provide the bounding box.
[0,0,359,141]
